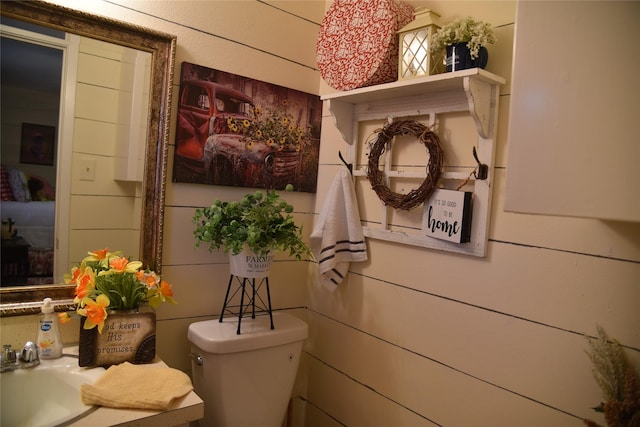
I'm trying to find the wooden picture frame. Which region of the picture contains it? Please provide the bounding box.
[20,123,56,166]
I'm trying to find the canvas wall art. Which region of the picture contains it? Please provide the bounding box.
[173,62,322,193]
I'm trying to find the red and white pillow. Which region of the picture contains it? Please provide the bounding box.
[1,166,15,201]
[1,166,35,202]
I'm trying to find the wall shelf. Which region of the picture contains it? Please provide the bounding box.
[322,68,505,257]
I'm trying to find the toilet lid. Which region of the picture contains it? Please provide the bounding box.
[188,312,308,354]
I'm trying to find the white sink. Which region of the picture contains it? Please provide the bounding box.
[1,354,105,427]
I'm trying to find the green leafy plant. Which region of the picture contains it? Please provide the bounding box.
[430,16,496,59]
[193,189,312,259]
[583,325,640,427]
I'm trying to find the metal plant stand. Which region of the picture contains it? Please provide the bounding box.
[219,275,274,334]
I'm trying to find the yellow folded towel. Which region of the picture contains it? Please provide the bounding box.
[80,362,193,411]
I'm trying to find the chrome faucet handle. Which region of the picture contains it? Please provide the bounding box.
[20,341,39,364]
[3,344,16,364]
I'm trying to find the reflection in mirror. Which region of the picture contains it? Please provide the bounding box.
[1,24,153,285]
[1,27,63,286]
[0,0,176,315]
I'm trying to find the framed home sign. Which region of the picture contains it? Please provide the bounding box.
[20,123,56,166]
[423,188,473,243]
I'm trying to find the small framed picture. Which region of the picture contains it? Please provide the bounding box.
[20,123,56,166]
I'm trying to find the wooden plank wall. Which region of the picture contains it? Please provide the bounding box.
[301,1,640,426]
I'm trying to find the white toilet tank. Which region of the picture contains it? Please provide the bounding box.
[188,312,308,427]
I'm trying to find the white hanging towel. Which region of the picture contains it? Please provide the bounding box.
[310,168,367,290]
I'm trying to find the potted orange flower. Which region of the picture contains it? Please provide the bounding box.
[62,248,176,366]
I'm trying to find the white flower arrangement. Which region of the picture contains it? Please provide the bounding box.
[430,17,496,60]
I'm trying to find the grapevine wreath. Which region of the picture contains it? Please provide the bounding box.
[366,119,443,210]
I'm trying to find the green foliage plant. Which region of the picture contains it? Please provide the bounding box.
[193,189,312,260]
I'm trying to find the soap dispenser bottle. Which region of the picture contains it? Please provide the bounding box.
[37,298,62,359]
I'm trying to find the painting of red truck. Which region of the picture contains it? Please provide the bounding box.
[173,62,322,193]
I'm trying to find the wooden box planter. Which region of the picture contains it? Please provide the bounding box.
[78,305,156,367]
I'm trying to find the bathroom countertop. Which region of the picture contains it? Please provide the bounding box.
[69,391,204,427]
[70,389,203,427]
[66,348,204,427]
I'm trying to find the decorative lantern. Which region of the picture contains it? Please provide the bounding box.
[397,8,444,79]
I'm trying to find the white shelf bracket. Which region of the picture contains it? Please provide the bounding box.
[463,76,493,139]
[327,99,354,144]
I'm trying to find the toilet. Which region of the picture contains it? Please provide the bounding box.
[188,312,308,427]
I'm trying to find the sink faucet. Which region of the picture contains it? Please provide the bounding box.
[1,342,40,372]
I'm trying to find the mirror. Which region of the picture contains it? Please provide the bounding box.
[0,0,176,315]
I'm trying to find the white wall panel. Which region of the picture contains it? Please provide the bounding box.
[505,1,640,222]
[3,2,635,427]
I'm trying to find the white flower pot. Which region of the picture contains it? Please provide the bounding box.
[229,247,274,278]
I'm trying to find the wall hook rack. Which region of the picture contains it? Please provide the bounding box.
[322,68,505,257]
[473,146,488,180]
[338,150,352,175]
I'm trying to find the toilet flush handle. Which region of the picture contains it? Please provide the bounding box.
[190,353,204,366]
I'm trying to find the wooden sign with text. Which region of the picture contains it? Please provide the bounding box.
[79,308,156,367]
[423,189,472,243]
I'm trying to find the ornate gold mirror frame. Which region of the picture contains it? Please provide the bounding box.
[0,0,176,316]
